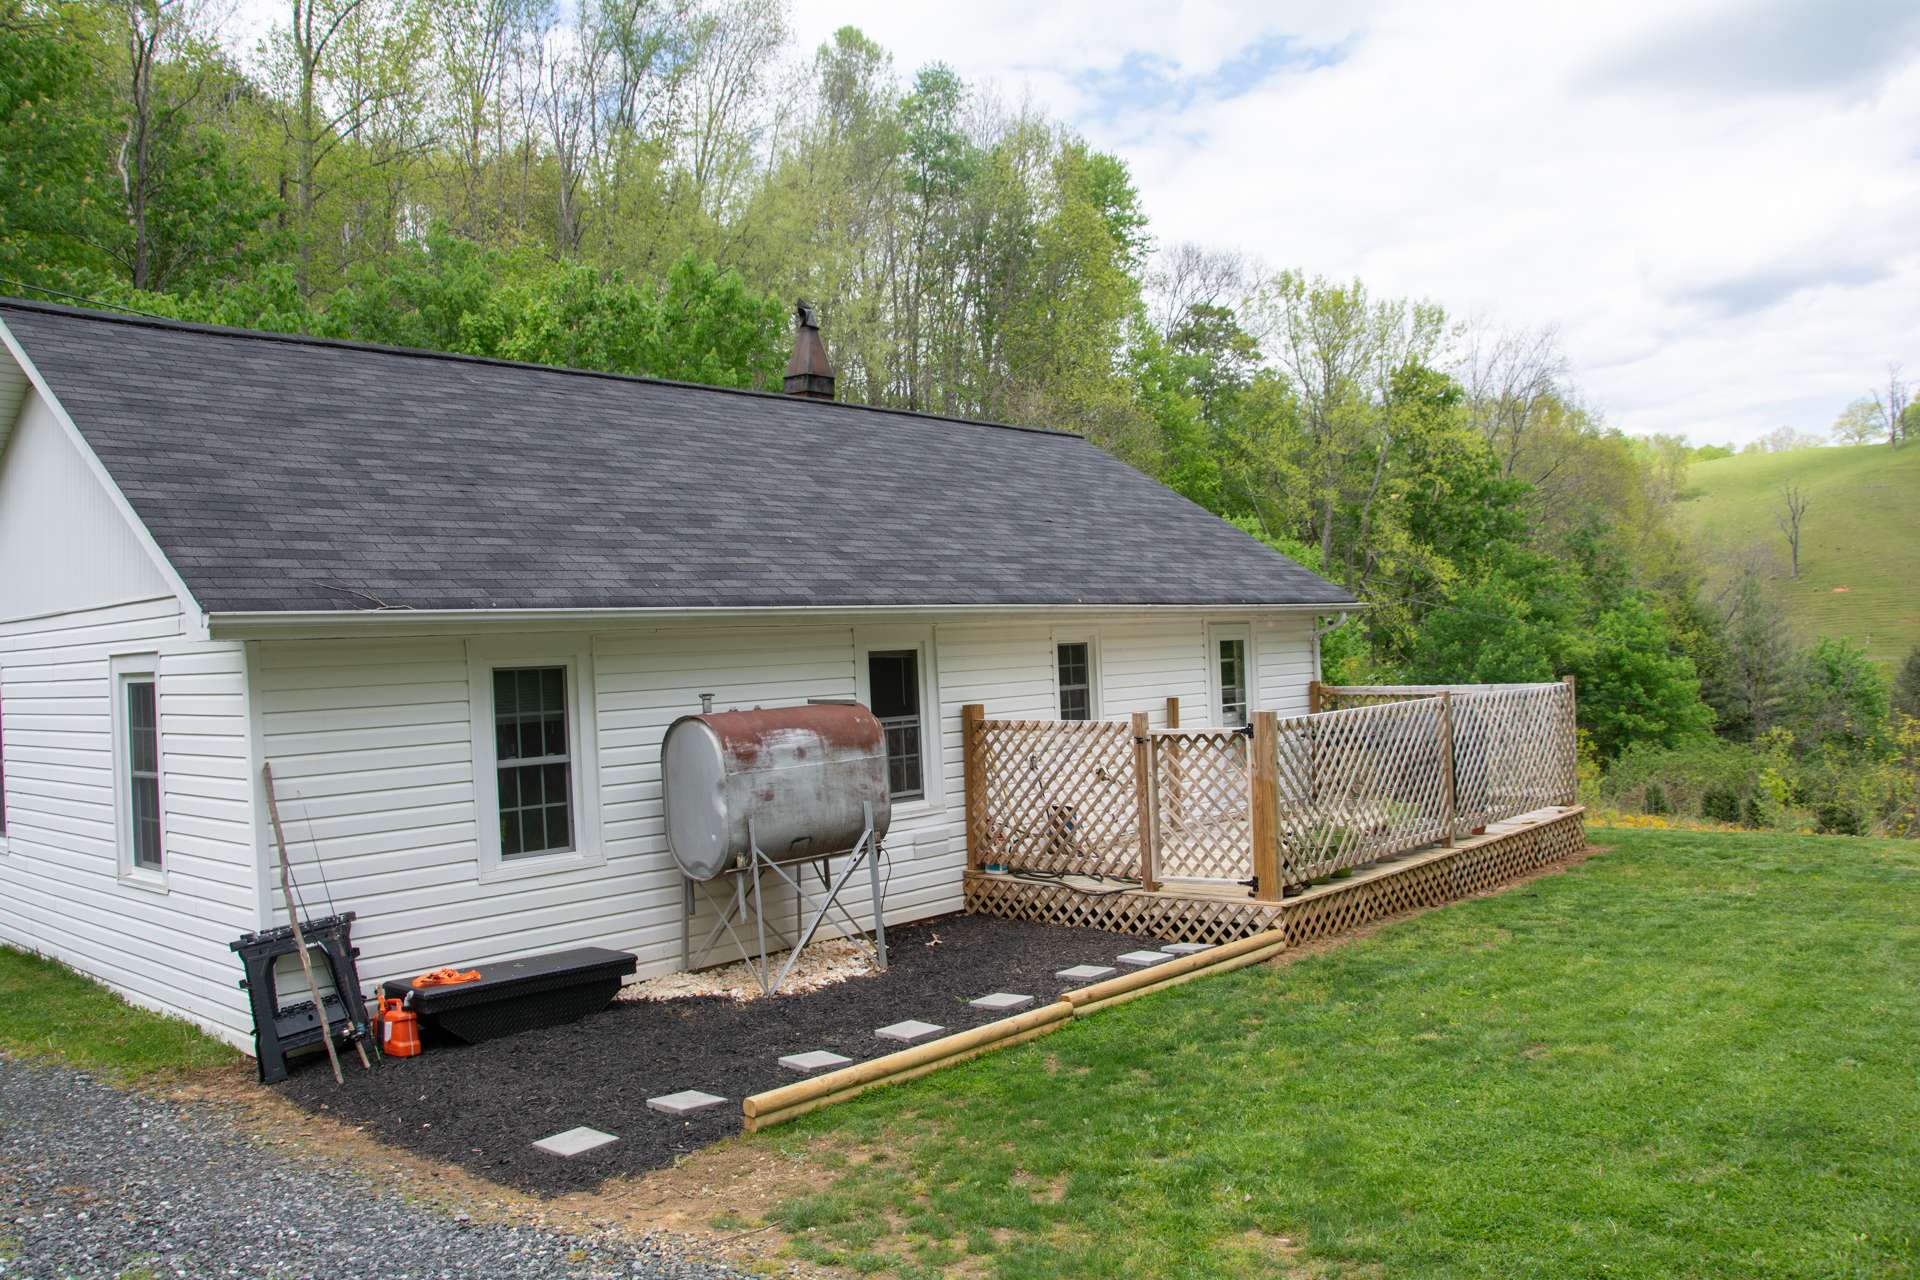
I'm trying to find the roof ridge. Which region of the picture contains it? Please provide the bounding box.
[0,295,1083,440]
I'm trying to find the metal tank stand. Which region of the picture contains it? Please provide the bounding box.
[680,801,889,996]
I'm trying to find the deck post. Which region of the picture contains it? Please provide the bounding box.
[962,703,986,870]
[1250,711,1280,900]
[1561,675,1579,805]
[1131,711,1159,891]
[1164,695,1180,728]
[1307,680,1324,714]
[1438,691,1457,846]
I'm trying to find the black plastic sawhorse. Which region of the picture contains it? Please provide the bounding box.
[231,912,372,1084]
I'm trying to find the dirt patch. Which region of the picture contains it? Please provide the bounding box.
[273,914,1151,1195]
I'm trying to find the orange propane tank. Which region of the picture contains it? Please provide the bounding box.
[375,992,421,1058]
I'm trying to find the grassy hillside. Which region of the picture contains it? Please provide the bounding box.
[1679,442,1920,670]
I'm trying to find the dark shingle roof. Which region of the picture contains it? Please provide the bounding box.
[1,300,1356,615]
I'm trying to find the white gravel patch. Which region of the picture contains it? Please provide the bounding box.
[617,939,877,1003]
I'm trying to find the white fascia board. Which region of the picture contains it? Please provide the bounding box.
[0,316,206,635]
[208,600,1366,641]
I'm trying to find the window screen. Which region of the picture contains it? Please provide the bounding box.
[867,649,924,800]
[124,678,162,869]
[493,666,574,857]
[1217,638,1248,728]
[1057,642,1092,721]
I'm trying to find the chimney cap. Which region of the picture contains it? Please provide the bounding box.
[784,298,835,400]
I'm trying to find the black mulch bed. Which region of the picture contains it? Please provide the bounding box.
[277,914,1155,1194]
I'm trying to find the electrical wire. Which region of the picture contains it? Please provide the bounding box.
[0,275,177,321]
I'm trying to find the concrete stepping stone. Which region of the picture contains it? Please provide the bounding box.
[875,1019,945,1044]
[1117,950,1175,967]
[1164,942,1214,955]
[1056,964,1118,982]
[647,1090,727,1117]
[779,1050,853,1073]
[532,1126,618,1157]
[969,992,1036,1012]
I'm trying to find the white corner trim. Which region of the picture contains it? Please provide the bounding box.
[0,316,205,627]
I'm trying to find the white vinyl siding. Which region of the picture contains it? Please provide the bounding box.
[0,390,170,621]
[0,597,257,1047]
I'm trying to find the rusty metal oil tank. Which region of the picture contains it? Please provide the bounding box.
[661,703,893,881]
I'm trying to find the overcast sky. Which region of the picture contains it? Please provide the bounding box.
[786,0,1920,446]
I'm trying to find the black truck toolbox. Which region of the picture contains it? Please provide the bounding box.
[383,947,636,1043]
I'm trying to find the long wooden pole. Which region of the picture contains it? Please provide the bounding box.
[263,761,344,1085]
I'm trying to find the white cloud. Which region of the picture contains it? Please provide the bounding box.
[791,0,1920,445]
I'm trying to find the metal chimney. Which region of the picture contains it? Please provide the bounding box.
[783,299,835,401]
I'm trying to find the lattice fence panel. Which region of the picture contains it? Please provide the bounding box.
[964,875,1283,944]
[1151,729,1251,882]
[1281,809,1587,945]
[1450,684,1578,831]
[974,719,1140,877]
[1271,697,1452,891]
[1322,682,1579,837]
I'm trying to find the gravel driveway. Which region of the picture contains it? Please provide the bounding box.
[0,1055,755,1280]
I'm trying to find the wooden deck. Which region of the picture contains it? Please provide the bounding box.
[965,805,1587,947]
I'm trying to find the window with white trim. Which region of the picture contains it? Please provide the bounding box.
[467,638,602,881]
[111,655,164,881]
[867,649,924,800]
[1208,624,1252,728]
[492,666,574,857]
[1056,641,1094,721]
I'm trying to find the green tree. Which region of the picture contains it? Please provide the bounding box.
[1778,637,1891,757]
[0,0,115,291]
[1565,598,1714,759]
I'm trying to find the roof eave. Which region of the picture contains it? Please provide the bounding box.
[207,599,1365,640]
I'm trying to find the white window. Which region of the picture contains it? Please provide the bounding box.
[467,639,601,881]
[856,628,940,809]
[1207,623,1253,728]
[1054,637,1098,721]
[110,655,165,886]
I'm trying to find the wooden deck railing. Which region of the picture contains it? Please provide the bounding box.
[962,679,1578,900]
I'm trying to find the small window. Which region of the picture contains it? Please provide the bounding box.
[123,676,162,870]
[1057,642,1093,721]
[1217,636,1249,727]
[493,666,574,857]
[867,649,924,800]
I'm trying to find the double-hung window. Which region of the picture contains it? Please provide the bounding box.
[867,649,924,801]
[468,639,602,882]
[1056,641,1094,721]
[493,667,573,857]
[111,656,163,882]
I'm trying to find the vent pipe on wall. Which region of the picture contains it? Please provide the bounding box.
[783,299,835,400]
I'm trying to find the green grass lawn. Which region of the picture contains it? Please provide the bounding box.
[0,946,238,1082]
[1680,443,1920,670]
[762,830,1920,1279]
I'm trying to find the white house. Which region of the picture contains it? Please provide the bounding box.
[0,299,1356,1051]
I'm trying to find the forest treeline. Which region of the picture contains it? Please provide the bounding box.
[2,0,1915,835]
